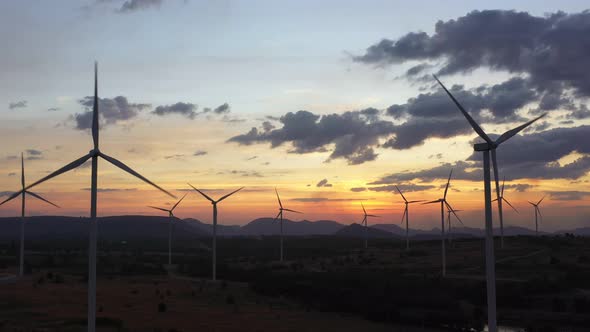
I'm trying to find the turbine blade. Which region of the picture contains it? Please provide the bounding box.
[187,183,214,202]
[217,187,244,203]
[273,211,281,222]
[361,202,367,215]
[407,200,426,204]
[495,113,547,146]
[537,195,545,205]
[25,153,92,192]
[422,199,441,205]
[433,75,493,145]
[443,169,453,199]
[92,62,99,150]
[491,198,499,202]
[275,187,283,209]
[282,208,302,214]
[21,153,25,188]
[367,214,380,218]
[445,201,464,226]
[537,206,543,220]
[148,206,170,213]
[491,149,502,206]
[395,185,407,202]
[400,207,407,224]
[25,191,59,208]
[502,197,518,213]
[501,176,506,197]
[171,193,187,211]
[528,201,536,206]
[99,152,175,199]
[0,190,23,207]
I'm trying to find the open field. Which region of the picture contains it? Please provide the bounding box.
[1,234,590,331]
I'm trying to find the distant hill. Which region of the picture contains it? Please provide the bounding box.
[241,218,344,236]
[182,218,242,236]
[0,215,208,242]
[335,223,396,238]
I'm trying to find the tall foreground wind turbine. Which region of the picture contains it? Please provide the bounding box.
[274,188,302,262]
[423,169,459,277]
[148,194,187,266]
[435,75,546,332]
[0,153,60,277]
[188,185,243,281]
[395,185,424,250]
[18,63,175,332]
[360,202,379,249]
[528,196,545,236]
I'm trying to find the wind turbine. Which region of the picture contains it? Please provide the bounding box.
[360,202,379,249]
[528,196,545,236]
[148,193,188,266]
[395,185,424,250]
[188,184,243,281]
[434,75,546,332]
[446,206,463,244]
[492,177,519,241]
[423,169,460,277]
[273,188,302,262]
[7,63,175,332]
[0,153,60,277]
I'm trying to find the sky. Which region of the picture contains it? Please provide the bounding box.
[0,0,589,231]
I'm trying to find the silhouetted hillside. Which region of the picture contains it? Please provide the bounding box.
[334,223,395,238]
[241,218,344,236]
[0,215,207,242]
[182,218,242,236]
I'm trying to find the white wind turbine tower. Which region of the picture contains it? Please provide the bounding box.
[0,153,60,277]
[188,184,244,281]
[434,75,546,332]
[18,63,175,332]
[148,193,188,266]
[274,188,302,262]
[395,185,424,250]
[360,202,379,249]
[528,196,545,236]
[423,169,460,277]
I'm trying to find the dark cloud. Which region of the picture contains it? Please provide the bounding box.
[47,107,60,112]
[213,103,230,114]
[193,150,207,157]
[316,179,333,188]
[369,161,478,184]
[9,100,27,110]
[350,187,367,192]
[246,156,258,161]
[548,191,590,201]
[0,191,13,197]
[26,149,42,156]
[504,184,535,192]
[118,0,162,13]
[228,109,396,165]
[8,172,16,177]
[164,154,185,160]
[229,170,263,178]
[567,105,590,120]
[369,183,436,193]
[355,10,590,97]
[75,96,151,130]
[152,102,197,119]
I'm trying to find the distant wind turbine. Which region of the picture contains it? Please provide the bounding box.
[491,177,519,242]
[435,75,546,332]
[360,202,379,249]
[446,206,463,244]
[148,193,188,266]
[11,63,175,332]
[274,188,302,262]
[188,185,243,281]
[528,196,545,236]
[423,169,460,277]
[0,153,60,277]
[395,185,424,250]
